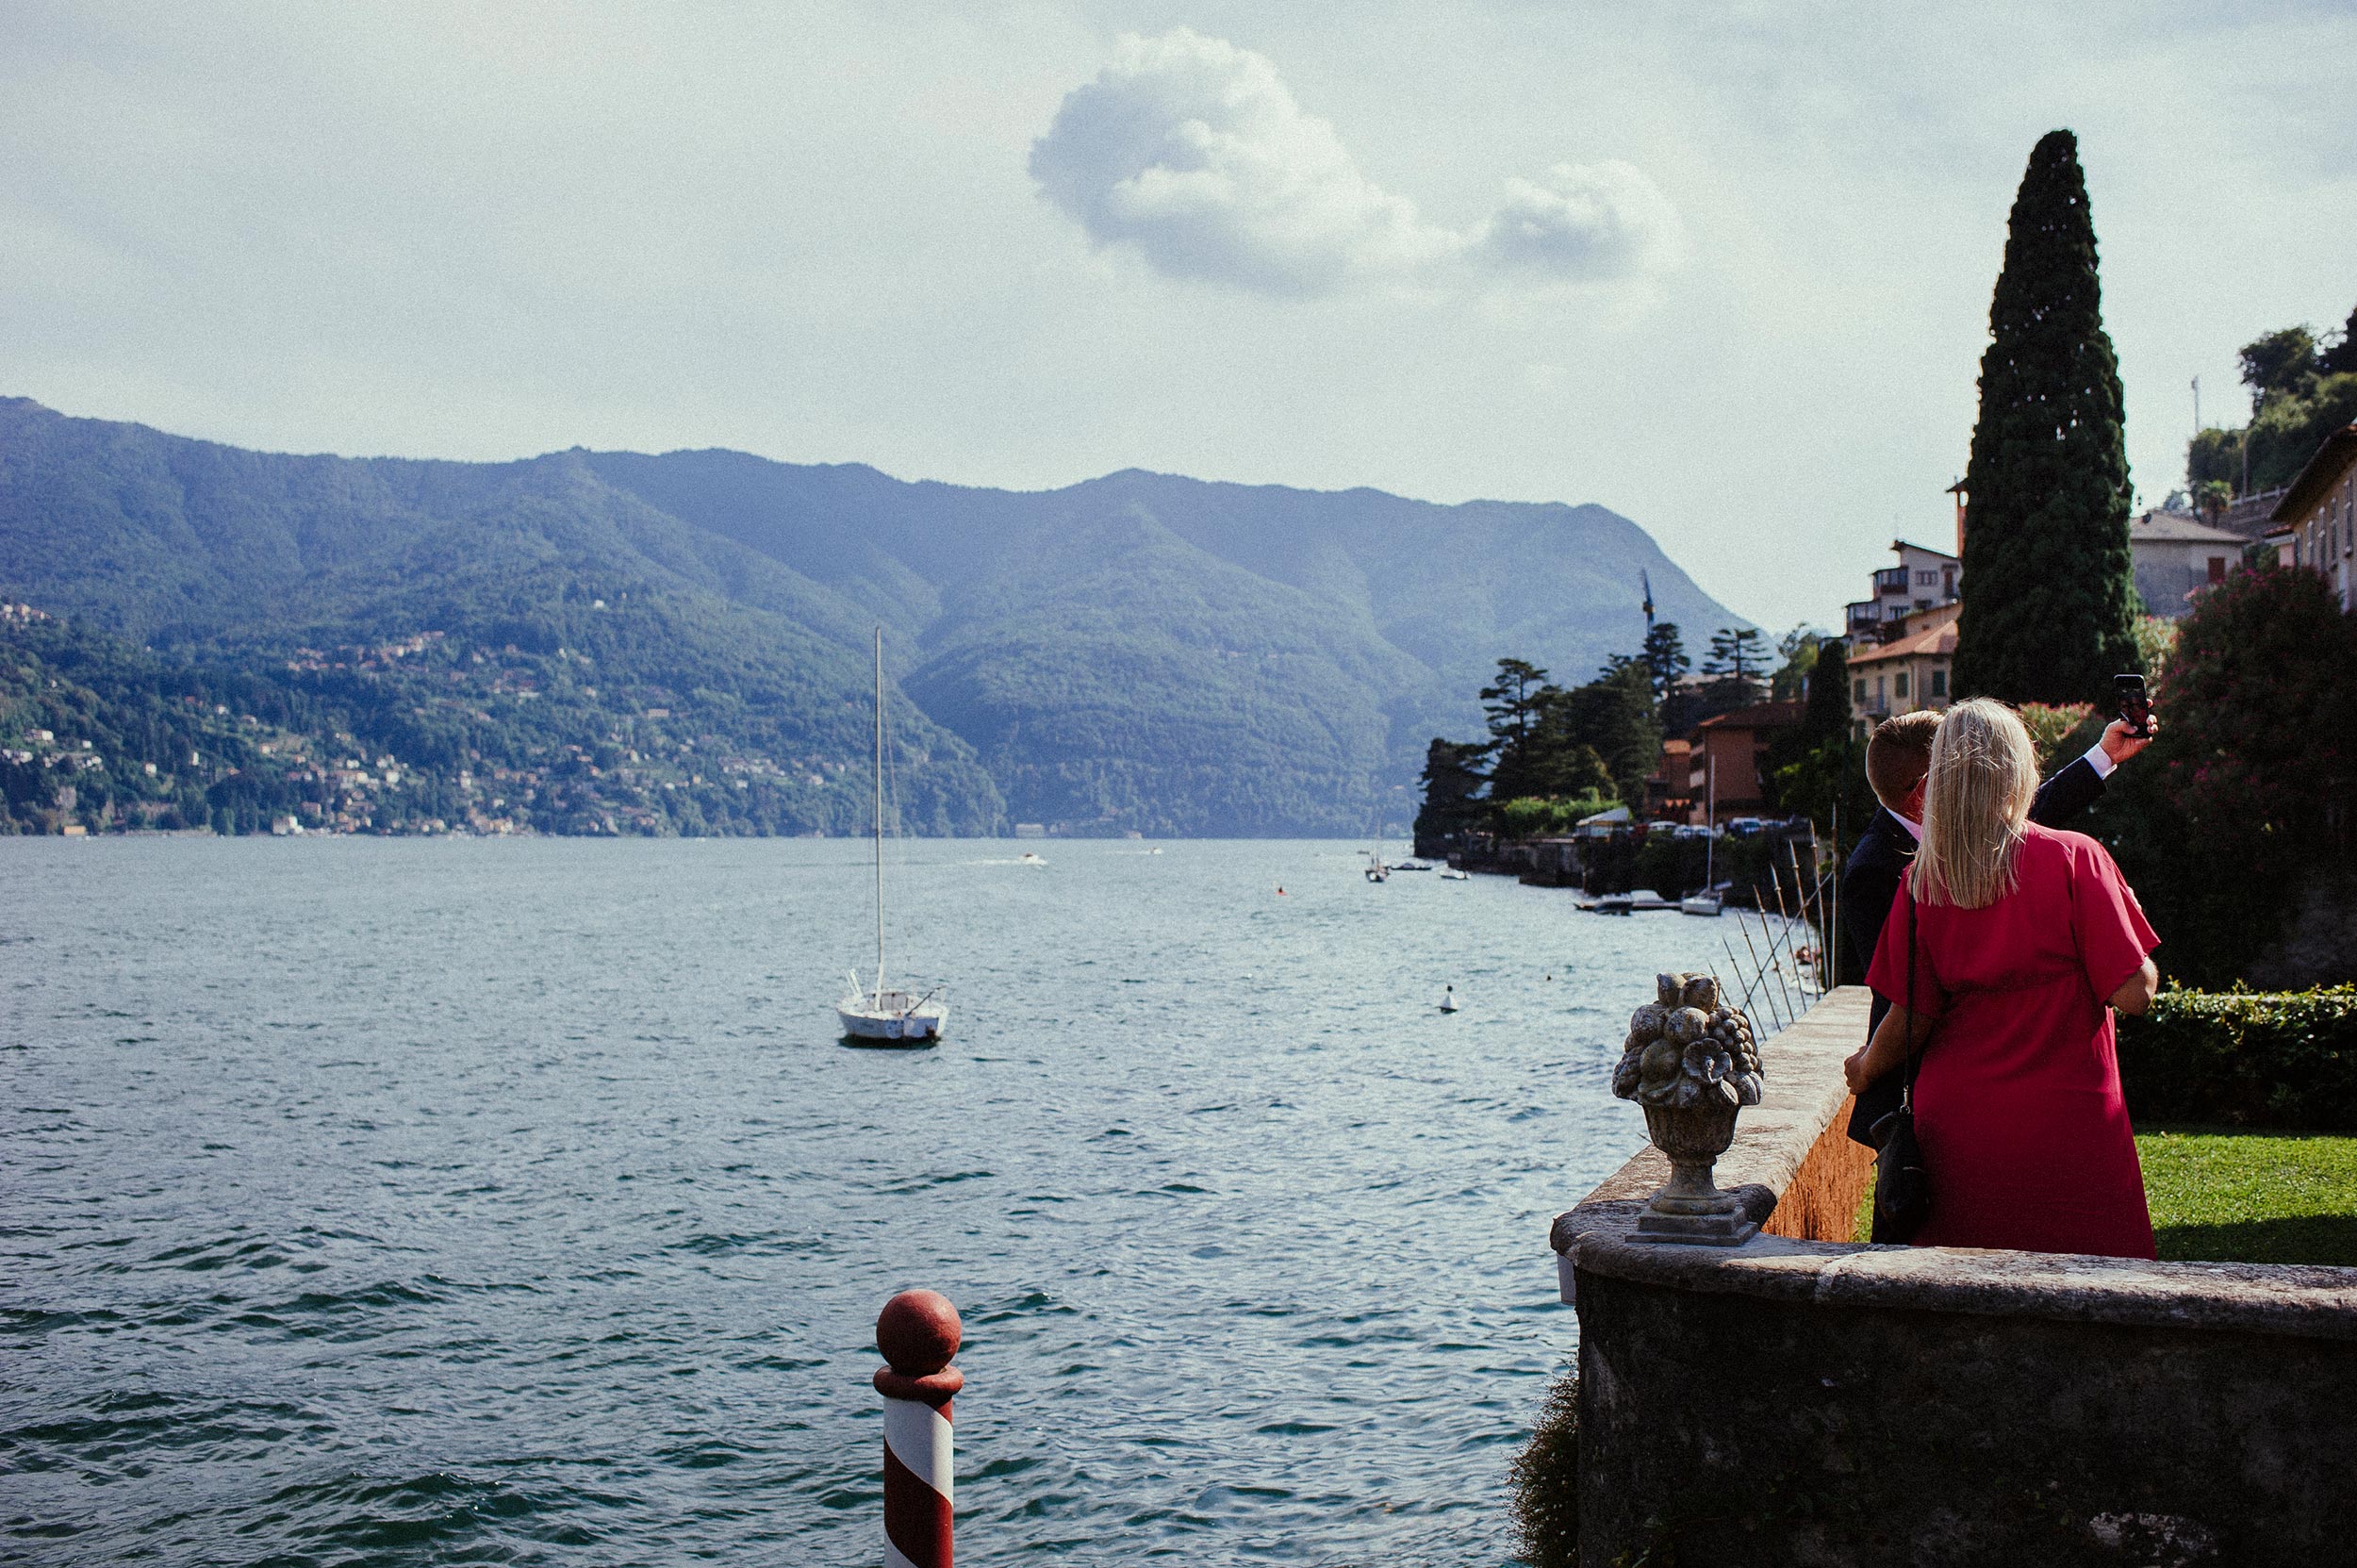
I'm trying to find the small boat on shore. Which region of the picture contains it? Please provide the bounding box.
[1591,888,1676,916]
[1437,865,1469,881]
[1680,888,1724,917]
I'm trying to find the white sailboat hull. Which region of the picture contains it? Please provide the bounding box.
[838,990,948,1045]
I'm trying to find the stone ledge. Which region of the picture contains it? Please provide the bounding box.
[1554,984,2357,1344]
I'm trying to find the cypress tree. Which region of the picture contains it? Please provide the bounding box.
[1951,129,2141,702]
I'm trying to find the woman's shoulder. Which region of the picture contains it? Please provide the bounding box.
[2020,821,2117,871]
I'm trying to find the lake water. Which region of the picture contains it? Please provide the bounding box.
[1,838,1768,1566]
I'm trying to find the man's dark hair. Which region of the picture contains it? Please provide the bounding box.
[1865,710,1942,810]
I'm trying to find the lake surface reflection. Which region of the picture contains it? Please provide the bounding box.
[2,837,1762,1565]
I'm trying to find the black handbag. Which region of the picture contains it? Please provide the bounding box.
[1869,891,1932,1241]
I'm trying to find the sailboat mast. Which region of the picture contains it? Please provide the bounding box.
[873,628,885,999]
[1705,755,1715,885]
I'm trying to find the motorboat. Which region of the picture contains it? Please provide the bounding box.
[1437,865,1469,881]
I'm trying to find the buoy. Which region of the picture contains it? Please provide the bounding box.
[1440,984,1459,1014]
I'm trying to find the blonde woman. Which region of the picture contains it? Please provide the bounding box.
[1842,698,2161,1257]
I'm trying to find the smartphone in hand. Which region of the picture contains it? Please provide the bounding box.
[2114,673,2151,739]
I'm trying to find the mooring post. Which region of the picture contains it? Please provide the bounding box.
[875,1289,963,1568]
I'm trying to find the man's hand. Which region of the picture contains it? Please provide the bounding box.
[2099,716,2157,766]
[1843,1046,1874,1095]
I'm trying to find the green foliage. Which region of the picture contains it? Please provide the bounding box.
[2240,326,2319,408]
[1951,130,2141,704]
[1640,621,1689,706]
[0,611,1002,837]
[1769,737,1873,850]
[2183,303,2357,495]
[1481,658,1552,751]
[2118,988,2357,1131]
[1508,1371,1580,1568]
[2186,428,2245,494]
[1768,627,1822,701]
[2246,371,2357,493]
[1496,793,1620,837]
[2090,563,2357,983]
[2138,1125,2357,1265]
[1412,736,1489,850]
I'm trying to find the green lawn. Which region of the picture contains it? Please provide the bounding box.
[2138,1125,2357,1265]
[1846,1125,2357,1264]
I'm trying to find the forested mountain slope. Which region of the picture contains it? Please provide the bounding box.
[0,397,1746,834]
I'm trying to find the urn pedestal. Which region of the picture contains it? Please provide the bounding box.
[1608,972,1767,1247]
[1634,1100,1756,1246]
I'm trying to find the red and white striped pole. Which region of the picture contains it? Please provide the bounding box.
[875,1289,962,1568]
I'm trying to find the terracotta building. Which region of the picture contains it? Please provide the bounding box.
[1685,701,1805,822]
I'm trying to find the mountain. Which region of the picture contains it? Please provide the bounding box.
[0,397,1748,835]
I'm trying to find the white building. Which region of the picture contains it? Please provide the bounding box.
[2127,509,2250,619]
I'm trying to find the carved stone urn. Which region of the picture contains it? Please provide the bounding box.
[1609,972,1766,1246]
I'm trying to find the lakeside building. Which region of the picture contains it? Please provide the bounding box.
[1642,737,1694,820]
[1685,701,1804,823]
[2267,421,2357,612]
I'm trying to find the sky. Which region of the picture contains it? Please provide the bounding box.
[5,1,2354,633]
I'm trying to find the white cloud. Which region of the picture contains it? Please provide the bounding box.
[1029,28,1682,299]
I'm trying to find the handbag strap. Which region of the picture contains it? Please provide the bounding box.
[1900,876,1923,1111]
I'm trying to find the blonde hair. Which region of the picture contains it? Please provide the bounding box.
[1908,698,2038,909]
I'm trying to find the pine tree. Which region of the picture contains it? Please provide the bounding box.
[1951,129,2140,702]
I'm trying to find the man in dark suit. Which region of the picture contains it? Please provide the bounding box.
[1840,706,2152,1150]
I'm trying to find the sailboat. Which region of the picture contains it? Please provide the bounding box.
[837,629,948,1047]
[1365,817,1389,883]
[1682,754,1724,917]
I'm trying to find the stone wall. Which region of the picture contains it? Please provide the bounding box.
[1550,986,2357,1566]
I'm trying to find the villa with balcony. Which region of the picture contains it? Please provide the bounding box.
[1842,539,1959,645]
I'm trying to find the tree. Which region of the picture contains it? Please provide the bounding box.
[1479,658,1550,751]
[1695,626,1768,715]
[2319,303,2357,376]
[1950,130,2140,704]
[1413,737,1490,853]
[1703,626,1766,684]
[1769,627,1824,702]
[2091,564,2357,984]
[1552,659,1662,806]
[1640,621,1689,708]
[2239,326,2318,412]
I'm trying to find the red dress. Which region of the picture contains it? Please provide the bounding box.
[1867,823,2159,1258]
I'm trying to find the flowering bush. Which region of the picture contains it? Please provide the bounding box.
[2089,563,2357,984]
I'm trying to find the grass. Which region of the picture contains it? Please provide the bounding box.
[2139,1124,2357,1265]
[1844,1125,2357,1264]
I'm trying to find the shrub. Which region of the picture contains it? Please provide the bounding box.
[2118,986,2357,1131]
[1496,794,1619,838]
[1508,1370,1579,1568]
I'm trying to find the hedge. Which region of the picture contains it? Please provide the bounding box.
[2118,986,2357,1131]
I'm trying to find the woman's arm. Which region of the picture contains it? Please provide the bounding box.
[1843,1002,1937,1094]
[2108,957,2159,1015]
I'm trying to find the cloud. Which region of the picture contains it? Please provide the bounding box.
[1029,28,1683,299]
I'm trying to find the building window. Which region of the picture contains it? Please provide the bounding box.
[1854,678,1866,702]
[1895,671,1909,699]
[1930,668,1947,698]
[2208,555,2227,584]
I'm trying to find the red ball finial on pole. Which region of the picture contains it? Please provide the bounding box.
[875,1290,963,1568]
